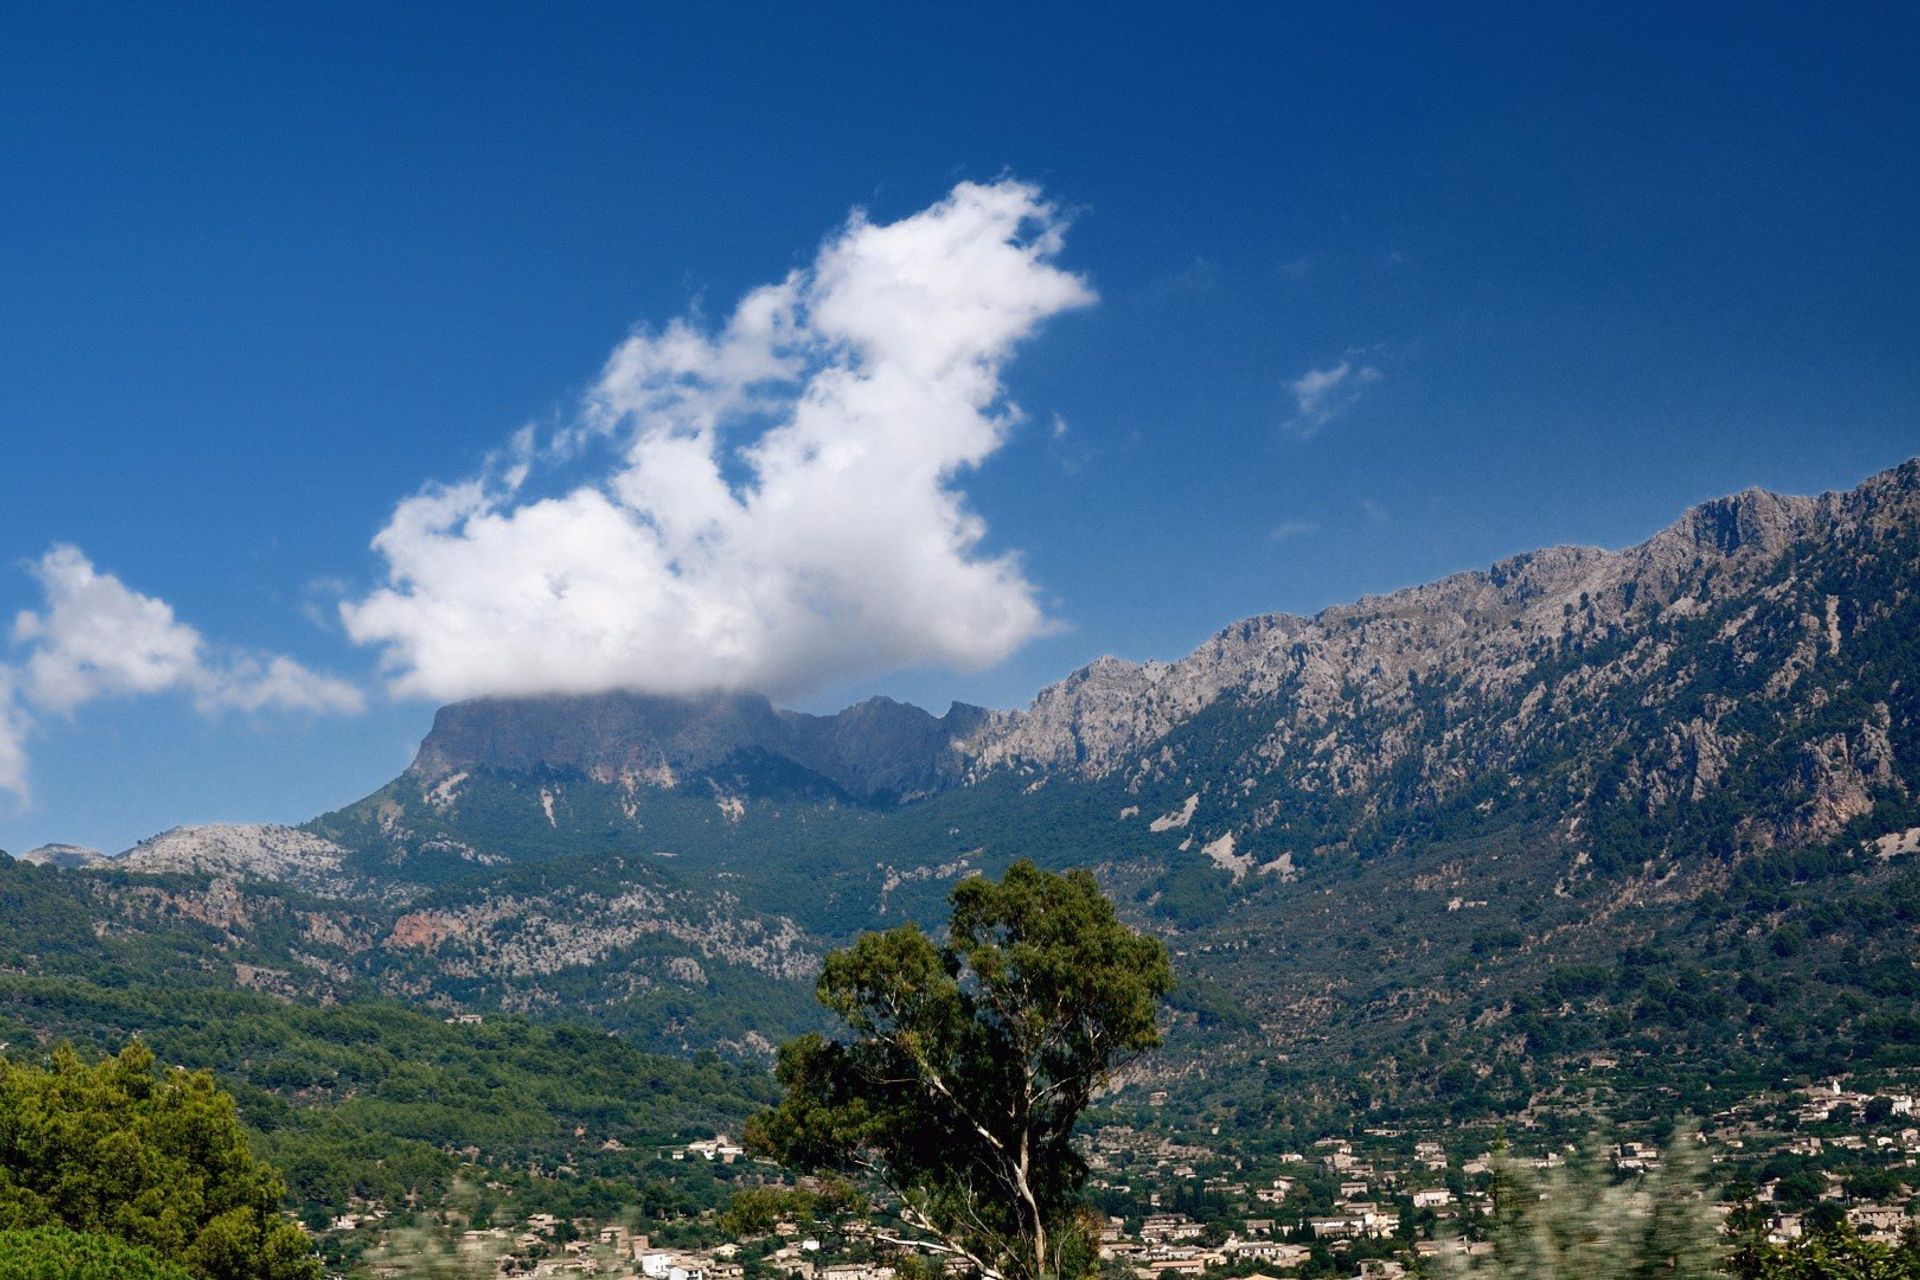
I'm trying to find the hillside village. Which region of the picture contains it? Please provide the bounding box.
[342,1073,1920,1279]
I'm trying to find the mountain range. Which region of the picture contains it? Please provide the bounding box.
[394,458,1919,862]
[7,457,1920,1122]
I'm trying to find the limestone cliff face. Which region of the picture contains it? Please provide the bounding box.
[944,462,1919,858]
[954,480,1850,779]
[408,689,988,802]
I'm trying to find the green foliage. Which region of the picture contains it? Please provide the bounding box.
[1731,1227,1920,1279]
[1451,1129,1722,1280]
[0,1225,197,1280]
[719,1182,863,1238]
[1163,977,1257,1033]
[0,1044,319,1280]
[750,861,1172,1280]
[0,976,774,1220]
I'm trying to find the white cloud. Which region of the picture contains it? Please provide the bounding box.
[15,546,206,714]
[1268,519,1318,541]
[344,179,1095,704]
[0,670,28,801]
[0,545,363,799]
[1283,359,1381,438]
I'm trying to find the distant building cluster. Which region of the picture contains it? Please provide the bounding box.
[349,1070,1920,1279]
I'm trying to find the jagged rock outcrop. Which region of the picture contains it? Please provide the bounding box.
[111,824,362,896]
[954,480,1847,779]
[381,885,817,984]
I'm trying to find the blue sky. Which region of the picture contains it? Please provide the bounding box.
[1,3,1915,854]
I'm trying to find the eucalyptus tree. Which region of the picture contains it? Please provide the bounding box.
[748,860,1172,1280]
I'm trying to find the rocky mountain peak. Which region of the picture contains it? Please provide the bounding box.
[1645,485,1817,562]
[409,687,989,803]
[408,690,789,785]
[114,824,353,890]
[17,843,107,870]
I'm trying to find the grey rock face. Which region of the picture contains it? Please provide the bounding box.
[409,688,989,802]
[112,824,359,895]
[17,843,108,870]
[951,463,1911,787]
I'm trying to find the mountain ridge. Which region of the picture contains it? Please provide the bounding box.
[23,458,1920,906]
[408,689,993,803]
[394,459,1917,831]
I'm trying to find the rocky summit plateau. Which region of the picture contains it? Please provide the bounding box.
[15,843,107,870]
[407,689,992,803]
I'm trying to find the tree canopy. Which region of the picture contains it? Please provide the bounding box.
[0,1044,318,1280]
[0,1225,198,1280]
[748,860,1172,1280]
[1731,1228,1920,1280]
